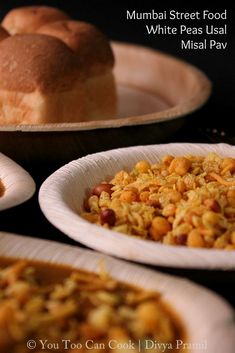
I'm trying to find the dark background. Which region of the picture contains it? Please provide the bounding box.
[0,1,235,306]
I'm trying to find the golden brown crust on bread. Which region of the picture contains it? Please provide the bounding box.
[0,34,78,93]
[37,20,114,76]
[0,8,116,124]
[2,6,69,35]
[0,26,9,42]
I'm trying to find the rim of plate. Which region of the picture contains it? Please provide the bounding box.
[39,143,235,270]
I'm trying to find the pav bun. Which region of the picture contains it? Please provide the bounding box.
[2,6,69,34]
[38,20,114,76]
[0,6,117,124]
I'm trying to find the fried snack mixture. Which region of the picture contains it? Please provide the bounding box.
[0,260,183,353]
[81,153,235,249]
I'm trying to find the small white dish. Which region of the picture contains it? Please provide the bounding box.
[0,231,234,353]
[0,153,35,210]
[39,143,235,270]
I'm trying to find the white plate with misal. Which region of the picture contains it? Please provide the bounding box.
[0,153,35,211]
[39,143,235,270]
[0,231,234,353]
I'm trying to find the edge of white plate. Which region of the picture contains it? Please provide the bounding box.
[0,153,36,211]
[39,143,235,270]
[0,231,234,353]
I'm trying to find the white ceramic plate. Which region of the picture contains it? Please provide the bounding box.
[39,143,235,270]
[0,153,35,211]
[0,231,234,353]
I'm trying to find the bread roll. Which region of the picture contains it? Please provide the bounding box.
[37,20,116,120]
[0,34,86,124]
[0,26,9,42]
[2,6,69,35]
[37,20,114,76]
[0,33,116,124]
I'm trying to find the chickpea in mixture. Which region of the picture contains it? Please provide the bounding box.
[81,153,235,249]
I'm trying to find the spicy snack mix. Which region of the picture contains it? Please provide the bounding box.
[0,259,183,352]
[81,153,235,249]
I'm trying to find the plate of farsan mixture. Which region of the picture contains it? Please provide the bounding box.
[39,143,235,269]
